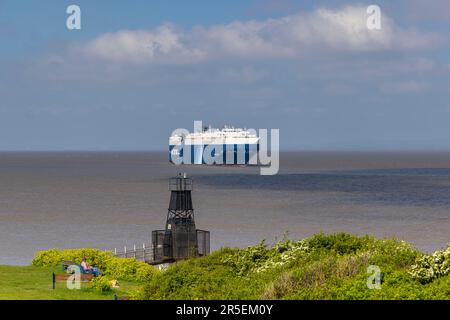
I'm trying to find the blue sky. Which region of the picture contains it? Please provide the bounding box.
[0,0,449,150]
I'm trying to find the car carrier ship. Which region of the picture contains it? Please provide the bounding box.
[169,126,259,165]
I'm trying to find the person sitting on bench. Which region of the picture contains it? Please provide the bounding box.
[80,257,100,277]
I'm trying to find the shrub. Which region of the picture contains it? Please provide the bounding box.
[32,248,113,271]
[335,253,370,278]
[409,246,450,284]
[222,241,269,276]
[222,239,309,276]
[90,276,112,293]
[32,248,159,282]
[32,249,64,267]
[105,257,159,281]
[307,233,369,255]
[254,240,309,273]
[295,256,337,288]
[366,239,419,268]
[261,272,297,299]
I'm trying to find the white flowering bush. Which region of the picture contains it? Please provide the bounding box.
[367,239,416,255]
[221,241,268,276]
[409,246,450,284]
[222,239,309,276]
[254,240,309,273]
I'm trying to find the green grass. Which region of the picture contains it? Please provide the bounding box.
[0,265,141,300]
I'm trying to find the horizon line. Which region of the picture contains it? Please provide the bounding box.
[2,149,450,153]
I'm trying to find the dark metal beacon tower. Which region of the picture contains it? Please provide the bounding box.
[152,173,210,263]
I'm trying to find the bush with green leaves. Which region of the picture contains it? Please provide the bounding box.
[105,256,158,281]
[136,248,270,300]
[221,239,309,276]
[409,246,450,284]
[90,276,112,293]
[32,248,112,271]
[306,232,372,255]
[32,248,159,282]
[221,241,269,276]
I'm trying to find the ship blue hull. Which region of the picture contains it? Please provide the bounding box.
[169,144,259,165]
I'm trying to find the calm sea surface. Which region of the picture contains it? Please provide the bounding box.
[0,151,449,265]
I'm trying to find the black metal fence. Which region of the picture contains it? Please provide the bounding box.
[151,229,211,262]
[152,230,169,263]
[113,230,210,264]
[197,230,210,257]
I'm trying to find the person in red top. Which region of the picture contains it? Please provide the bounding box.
[80,257,100,277]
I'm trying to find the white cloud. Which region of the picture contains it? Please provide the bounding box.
[78,5,445,65]
[83,24,206,64]
[295,6,392,51]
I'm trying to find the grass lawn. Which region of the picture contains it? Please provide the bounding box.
[0,265,142,300]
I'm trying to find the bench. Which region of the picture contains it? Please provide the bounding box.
[52,272,94,289]
[52,260,94,289]
[62,260,74,271]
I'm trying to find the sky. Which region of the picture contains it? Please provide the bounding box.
[0,0,449,151]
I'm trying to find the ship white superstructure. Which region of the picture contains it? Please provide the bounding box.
[169,126,259,165]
